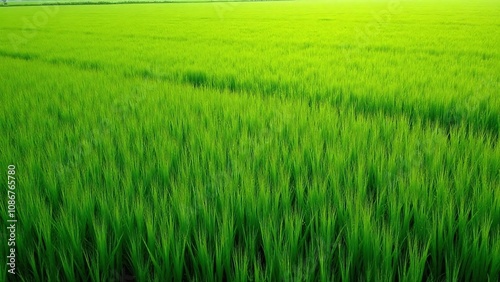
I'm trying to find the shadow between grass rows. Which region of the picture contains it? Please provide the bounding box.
[0,49,497,143]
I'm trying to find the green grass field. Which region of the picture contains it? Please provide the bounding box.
[0,1,499,281]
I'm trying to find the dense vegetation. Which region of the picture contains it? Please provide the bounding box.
[0,1,499,281]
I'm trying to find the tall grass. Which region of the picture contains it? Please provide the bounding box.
[0,1,499,281]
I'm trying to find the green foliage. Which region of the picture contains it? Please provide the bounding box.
[0,1,499,281]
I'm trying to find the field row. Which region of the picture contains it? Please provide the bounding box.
[1,47,498,140]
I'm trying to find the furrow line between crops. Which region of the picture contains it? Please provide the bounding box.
[1,49,497,143]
